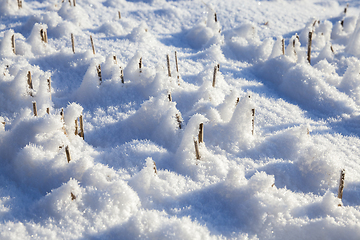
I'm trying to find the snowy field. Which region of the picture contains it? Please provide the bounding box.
[1,0,360,239]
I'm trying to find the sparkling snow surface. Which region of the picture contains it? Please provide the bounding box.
[1,0,360,239]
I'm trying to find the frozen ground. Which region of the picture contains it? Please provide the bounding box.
[1,0,360,239]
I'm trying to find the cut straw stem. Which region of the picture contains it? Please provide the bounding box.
[139,57,142,73]
[214,13,217,22]
[79,114,84,139]
[17,0,22,9]
[47,77,52,101]
[344,3,349,15]
[60,108,67,135]
[175,51,179,80]
[198,123,204,143]
[96,64,102,85]
[27,71,33,90]
[212,65,217,87]
[153,161,157,174]
[11,34,15,54]
[90,35,95,54]
[75,119,78,135]
[120,67,124,84]
[71,33,75,54]
[282,39,285,55]
[118,11,121,19]
[176,113,182,129]
[32,102,38,116]
[251,108,255,135]
[338,169,345,200]
[167,54,171,77]
[307,31,312,64]
[73,0,76,7]
[40,29,48,43]
[27,71,33,97]
[65,146,72,163]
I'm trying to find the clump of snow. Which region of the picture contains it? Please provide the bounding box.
[185,7,221,49]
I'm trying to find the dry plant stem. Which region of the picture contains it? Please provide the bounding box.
[46,107,50,114]
[214,13,217,22]
[139,57,142,73]
[153,161,157,174]
[27,71,33,97]
[18,0,22,9]
[175,51,179,80]
[312,20,317,27]
[168,92,172,102]
[11,34,15,54]
[90,35,95,54]
[68,0,71,6]
[176,114,182,129]
[282,39,285,55]
[307,31,313,64]
[71,192,76,200]
[32,102,38,116]
[293,40,297,56]
[120,68,124,84]
[65,146,72,163]
[113,55,117,64]
[40,29,48,43]
[79,115,84,139]
[4,65,9,75]
[212,65,217,87]
[27,71,33,89]
[251,108,255,135]
[330,45,335,53]
[338,169,345,200]
[198,123,204,143]
[60,108,67,134]
[61,109,64,121]
[73,0,76,7]
[71,33,75,54]
[47,77,52,101]
[344,3,349,15]
[75,119,78,135]
[167,54,171,77]
[194,140,201,160]
[96,65,102,85]
[118,11,121,19]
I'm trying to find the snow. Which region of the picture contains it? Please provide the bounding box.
[1,0,360,239]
